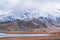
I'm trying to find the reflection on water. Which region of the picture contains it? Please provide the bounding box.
[0,33,53,38]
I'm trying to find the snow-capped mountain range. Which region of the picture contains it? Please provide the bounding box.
[0,0,60,21]
[0,0,60,29]
[0,8,59,22]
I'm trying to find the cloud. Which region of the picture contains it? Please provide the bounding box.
[0,0,60,22]
[0,0,21,15]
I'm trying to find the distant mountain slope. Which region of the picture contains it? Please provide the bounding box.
[0,9,60,30]
[0,17,60,30]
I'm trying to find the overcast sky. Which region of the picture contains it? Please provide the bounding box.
[0,0,60,20]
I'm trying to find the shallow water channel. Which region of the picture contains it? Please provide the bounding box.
[0,33,54,38]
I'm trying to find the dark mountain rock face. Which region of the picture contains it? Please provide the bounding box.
[17,18,47,29]
[0,16,60,30]
[0,18,48,30]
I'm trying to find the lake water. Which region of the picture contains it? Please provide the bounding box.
[0,33,53,38]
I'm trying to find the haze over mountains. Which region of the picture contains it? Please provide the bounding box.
[0,0,60,30]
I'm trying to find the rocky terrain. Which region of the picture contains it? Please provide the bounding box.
[0,16,60,30]
[0,18,47,30]
[0,0,60,30]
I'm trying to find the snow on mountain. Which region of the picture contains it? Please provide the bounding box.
[0,0,60,23]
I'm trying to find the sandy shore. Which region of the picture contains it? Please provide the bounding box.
[0,32,60,40]
[0,28,60,40]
